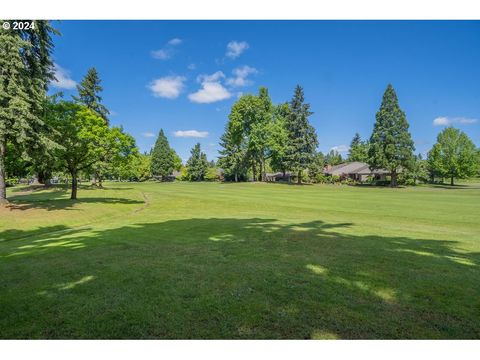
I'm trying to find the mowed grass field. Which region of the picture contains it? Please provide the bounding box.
[1,181,479,339]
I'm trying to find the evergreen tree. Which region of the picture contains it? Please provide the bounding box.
[0,29,37,203]
[325,150,343,166]
[307,152,325,182]
[150,129,174,181]
[186,143,208,181]
[284,85,318,184]
[73,67,110,123]
[427,127,478,185]
[348,132,369,162]
[368,84,414,187]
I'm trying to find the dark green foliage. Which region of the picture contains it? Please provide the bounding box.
[325,150,343,166]
[307,152,325,182]
[368,84,414,187]
[428,127,478,185]
[284,85,318,184]
[150,129,174,180]
[348,132,369,162]
[73,67,110,123]
[0,28,37,202]
[186,143,208,181]
[218,120,247,182]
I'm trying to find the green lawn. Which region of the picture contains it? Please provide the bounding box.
[1,181,479,339]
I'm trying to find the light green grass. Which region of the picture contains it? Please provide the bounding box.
[1,181,479,339]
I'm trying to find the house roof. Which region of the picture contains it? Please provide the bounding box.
[324,162,390,175]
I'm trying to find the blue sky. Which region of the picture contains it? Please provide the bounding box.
[50,21,480,162]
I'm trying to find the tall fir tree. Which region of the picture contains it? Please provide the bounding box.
[0,28,38,203]
[427,127,478,185]
[150,129,174,181]
[73,67,110,123]
[368,84,414,187]
[347,132,369,162]
[284,85,318,184]
[186,143,208,181]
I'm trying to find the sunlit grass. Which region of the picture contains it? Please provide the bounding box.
[1,181,479,339]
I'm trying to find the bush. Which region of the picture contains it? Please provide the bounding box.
[5,178,19,187]
[204,167,220,182]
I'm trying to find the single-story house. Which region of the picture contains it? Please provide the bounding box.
[323,162,390,182]
[265,172,291,182]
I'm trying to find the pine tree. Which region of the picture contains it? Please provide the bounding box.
[368,84,414,187]
[325,150,343,166]
[0,29,37,203]
[186,143,208,181]
[218,121,247,182]
[284,85,318,184]
[73,67,110,123]
[348,132,369,162]
[150,129,174,181]
[427,127,478,185]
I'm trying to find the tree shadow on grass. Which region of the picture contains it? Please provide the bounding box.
[0,218,479,339]
[6,186,143,211]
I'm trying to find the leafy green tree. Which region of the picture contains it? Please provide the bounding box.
[218,120,247,182]
[368,84,414,187]
[115,152,151,181]
[150,129,174,181]
[172,150,183,172]
[325,149,343,166]
[90,126,137,187]
[400,153,429,185]
[268,103,290,177]
[186,143,208,181]
[427,127,478,185]
[73,67,110,123]
[0,29,37,203]
[48,102,108,199]
[284,85,318,184]
[348,133,369,162]
[307,152,325,182]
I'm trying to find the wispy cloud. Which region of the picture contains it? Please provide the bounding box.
[187,63,196,70]
[151,38,183,60]
[433,116,478,126]
[226,41,249,59]
[330,145,349,153]
[148,76,186,99]
[188,71,232,104]
[226,65,258,87]
[142,132,156,138]
[168,38,182,46]
[174,130,209,138]
[51,63,77,89]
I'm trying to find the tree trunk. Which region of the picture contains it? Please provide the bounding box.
[98,175,103,188]
[234,171,238,183]
[390,170,397,187]
[297,170,302,184]
[92,173,97,186]
[0,137,7,204]
[70,170,78,200]
[252,162,256,182]
[450,176,454,186]
[260,157,266,182]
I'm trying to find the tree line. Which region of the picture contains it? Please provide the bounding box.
[2,21,479,204]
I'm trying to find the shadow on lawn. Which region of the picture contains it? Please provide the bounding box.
[0,218,479,339]
[7,185,142,211]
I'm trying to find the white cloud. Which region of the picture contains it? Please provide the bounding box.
[151,38,182,60]
[148,76,186,99]
[197,71,225,83]
[174,130,209,138]
[51,63,77,89]
[188,71,232,104]
[330,145,349,153]
[142,132,155,138]
[226,65,258,87]
[151,49,172,60]
[226,41,249,59]
[433,116,478,126]
[168,38,182,46]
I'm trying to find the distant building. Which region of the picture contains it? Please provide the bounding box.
[323,162,390,182]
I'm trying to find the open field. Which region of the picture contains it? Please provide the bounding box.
[1,182,479,339]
